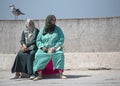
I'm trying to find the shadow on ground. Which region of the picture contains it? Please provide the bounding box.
[43,74,91,79]
[65,75,91,79]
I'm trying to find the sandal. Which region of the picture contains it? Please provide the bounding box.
[33,75,42,81]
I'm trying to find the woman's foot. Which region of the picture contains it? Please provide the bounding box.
[59,75,67,79]
[33,75,42,81]
[11,72,21,79]
[21,73,30,78]
[30,75,36,80]
[33,70,42,81]
[11,75,20,79]
[59,70,67,79]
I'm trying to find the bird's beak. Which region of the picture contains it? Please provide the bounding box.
[9,5,12,7]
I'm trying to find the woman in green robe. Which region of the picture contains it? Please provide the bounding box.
[11,19,39,79]
[33,15,66,81]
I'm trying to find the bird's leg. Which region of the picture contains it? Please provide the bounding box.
[14,16,16,20]
[14,16,18,20]
[17,16,18,19]
[15,16,17,20]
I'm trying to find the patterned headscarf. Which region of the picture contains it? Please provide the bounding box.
[24,19,36,44]
[43,15,56,35]
[25,19,35,32]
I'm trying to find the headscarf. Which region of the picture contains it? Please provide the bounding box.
[24,19,36,44]
[43,15,56,35]
[25,19,35,32]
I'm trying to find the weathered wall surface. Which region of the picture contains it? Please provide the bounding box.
[0,17,120,53]
[0,17,120,70]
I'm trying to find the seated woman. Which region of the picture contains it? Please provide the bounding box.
[33,15,67,81]
[11,19,39,79]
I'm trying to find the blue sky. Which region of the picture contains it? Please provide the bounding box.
[0,0,120,20]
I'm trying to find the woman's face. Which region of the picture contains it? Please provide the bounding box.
[28,21,34,30]
[51,17,56,25]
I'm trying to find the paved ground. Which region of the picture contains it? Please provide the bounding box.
[0,70,120,86]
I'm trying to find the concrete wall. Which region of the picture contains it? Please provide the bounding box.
[0,17,120,70]
[0,17,120,53]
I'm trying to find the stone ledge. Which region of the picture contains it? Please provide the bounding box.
[0,52,120,70]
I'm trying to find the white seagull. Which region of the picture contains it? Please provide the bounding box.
[9,5,25,19]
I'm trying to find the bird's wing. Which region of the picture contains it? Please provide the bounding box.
[16,9,25,15]
[16,9,21,13]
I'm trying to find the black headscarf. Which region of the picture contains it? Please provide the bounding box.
[43,15,56,35]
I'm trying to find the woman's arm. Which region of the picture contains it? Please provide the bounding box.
[36,27,44,49]
[55,26,64,48]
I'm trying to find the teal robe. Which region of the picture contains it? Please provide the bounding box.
[33,26,64,73]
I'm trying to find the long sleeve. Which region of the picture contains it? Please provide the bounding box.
[55,27,64,48]
[20,31,26,46]
[36,27,44,49]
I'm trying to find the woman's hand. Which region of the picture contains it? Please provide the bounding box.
[51,47,56,52]
[23,44,27,49]
[42,47,48,53]
[21,44,28,52]
[48,47,56,54]
[21,47,28,52]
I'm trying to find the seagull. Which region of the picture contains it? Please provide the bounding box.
[9,5,25,19]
